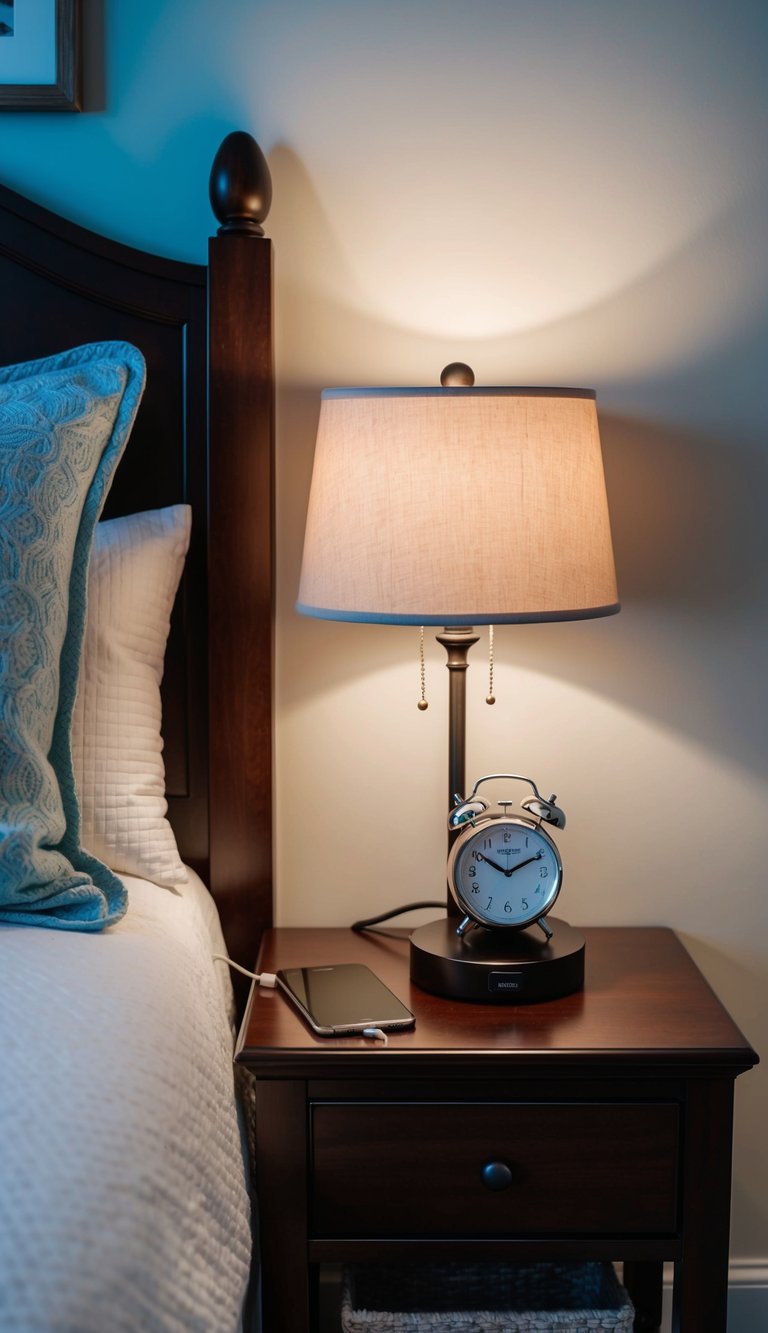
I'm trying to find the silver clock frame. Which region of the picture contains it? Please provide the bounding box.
[447,774,565,940]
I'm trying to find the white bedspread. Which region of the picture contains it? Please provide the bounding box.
[0,870,252,1332]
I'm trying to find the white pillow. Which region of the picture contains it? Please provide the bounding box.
[71,505,192,889]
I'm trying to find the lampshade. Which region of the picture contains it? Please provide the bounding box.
[297,383,619,625]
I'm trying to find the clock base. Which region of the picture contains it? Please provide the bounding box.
[409,916,585,1003]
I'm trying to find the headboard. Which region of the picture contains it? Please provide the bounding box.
[0,132,274,1000]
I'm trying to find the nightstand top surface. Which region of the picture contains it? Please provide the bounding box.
[236,925,757,1077]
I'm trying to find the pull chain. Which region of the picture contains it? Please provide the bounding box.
[486,625,496,705]
[417,627,428,710]
[418,625,495,709]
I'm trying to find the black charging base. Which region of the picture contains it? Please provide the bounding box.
[409,917,585,1003]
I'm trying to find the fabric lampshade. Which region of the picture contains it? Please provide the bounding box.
[297,383,619,625]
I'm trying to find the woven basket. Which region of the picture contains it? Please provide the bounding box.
[340,1262,635,1333]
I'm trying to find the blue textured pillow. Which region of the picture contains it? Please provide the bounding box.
[0,342,146,929]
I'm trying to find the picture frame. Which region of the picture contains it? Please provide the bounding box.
[0,0,81,110]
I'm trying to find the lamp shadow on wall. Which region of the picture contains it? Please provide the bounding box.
[271,144,768,784]
[600,411,767,780]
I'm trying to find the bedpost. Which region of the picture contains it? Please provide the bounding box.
[207,131,274,998]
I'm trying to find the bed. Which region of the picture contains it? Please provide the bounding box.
[0,130,274,1331]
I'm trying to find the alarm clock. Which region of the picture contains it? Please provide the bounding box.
[447,774,565,938]
[409,774,586,1003]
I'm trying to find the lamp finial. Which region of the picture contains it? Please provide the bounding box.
[440,362,475,387]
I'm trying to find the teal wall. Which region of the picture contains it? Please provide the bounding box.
[3,0,768,1269]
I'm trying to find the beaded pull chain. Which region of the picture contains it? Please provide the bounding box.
[486,625,496,705]
[418,626,497,710]
[417,627,428,710]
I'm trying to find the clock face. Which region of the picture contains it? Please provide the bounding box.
[450,817,562,928]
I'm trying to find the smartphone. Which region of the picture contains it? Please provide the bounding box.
[276,962,416,1036]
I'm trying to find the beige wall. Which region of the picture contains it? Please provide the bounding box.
[3,0,766,1265]
[270,3,768,1263]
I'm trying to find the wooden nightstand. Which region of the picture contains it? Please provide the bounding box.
[235,926,757,1333]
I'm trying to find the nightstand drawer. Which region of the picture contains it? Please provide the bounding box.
[312,1101,679,1237]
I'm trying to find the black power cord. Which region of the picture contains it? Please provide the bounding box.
[350,901,445,934]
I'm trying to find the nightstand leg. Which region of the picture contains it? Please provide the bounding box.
[623,1260,663,1331]
[672,1078,735,1332]
[251,1080,312,1333]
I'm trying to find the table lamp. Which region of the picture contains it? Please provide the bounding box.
[297,363,619,1000]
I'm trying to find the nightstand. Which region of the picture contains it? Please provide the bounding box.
[235,926,757,1333]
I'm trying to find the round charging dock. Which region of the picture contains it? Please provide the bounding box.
[409,917,585,1003]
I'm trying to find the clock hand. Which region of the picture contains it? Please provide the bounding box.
[504,851,543,877]
[475,853,508,875]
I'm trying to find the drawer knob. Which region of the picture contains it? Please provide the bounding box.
[481,1160,515,1191]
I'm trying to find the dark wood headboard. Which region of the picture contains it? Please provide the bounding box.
[0,132,274,995]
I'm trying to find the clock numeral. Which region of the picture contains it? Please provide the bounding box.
[471,884,479,894]
[503,830,512,843]
[539,866,549,878]
[521,897,529,911]
[468,864,476,878]
[504,901,512,913]
[486,896,493,911]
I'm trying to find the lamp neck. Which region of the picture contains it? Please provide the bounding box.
[435,626,480,915]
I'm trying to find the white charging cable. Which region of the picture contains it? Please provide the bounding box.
[212,953,277,988]
[361,1027,389,1045]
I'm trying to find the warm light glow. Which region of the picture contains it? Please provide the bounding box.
[297,383,619,625]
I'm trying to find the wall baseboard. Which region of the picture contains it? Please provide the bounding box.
[659,1260,768,1331]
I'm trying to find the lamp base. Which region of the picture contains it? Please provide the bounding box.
[409,917,585,1003]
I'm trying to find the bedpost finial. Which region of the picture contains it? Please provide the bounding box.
[209,131,272,236]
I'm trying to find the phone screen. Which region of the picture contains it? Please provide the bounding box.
[276,963,415,1035]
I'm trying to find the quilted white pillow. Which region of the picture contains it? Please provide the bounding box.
[71,505,192,889]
